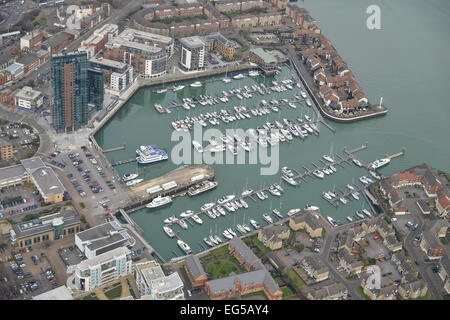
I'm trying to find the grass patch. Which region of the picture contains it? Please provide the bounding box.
[274,276,284,286]
[82,293,99,300]
[104,285,122,300]
[80,202,86,209]
[207,259,240,279]
[286,269,305,292]
[282,286,294,297]
[357,286,371,300]
[241,290,268,300]
[211,245,229,256]
[252,236,272,254]
[180,266,192,289]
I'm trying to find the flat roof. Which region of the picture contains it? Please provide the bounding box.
[21,157,46,173]
[250,48,277,64]
[14,86,42,101]
[119,28,173,45]
[31,167,65,196]
[179,36,206,49]
[138,261,184,294]
[33,286,74,300]
[89,56,128,69]
[77,246,130,270]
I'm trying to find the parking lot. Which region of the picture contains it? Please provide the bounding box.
[361,234,391,260]
[0,185,41,221]
[0,121,39,166]
[391,215,419,237]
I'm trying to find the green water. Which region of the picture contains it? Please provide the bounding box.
[94,0,450,260]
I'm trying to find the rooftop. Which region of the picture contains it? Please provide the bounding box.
[179,36,207,48]
[32,286,73,300]
[77,246,130,271]
[185,254,206,280]
[14,86,42,101]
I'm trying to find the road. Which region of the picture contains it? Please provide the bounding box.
[403,216,443,300]
[0,0,35,32]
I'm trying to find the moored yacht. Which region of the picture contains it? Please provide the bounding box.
[192,214,203,224]
[177,240,192,254]
[288,208,301,216]
[163,226,175,238]
[262,213,273,224]
[250,219,260,229]
[190,81,202,87]
[126,178,143,186]
[370,158,390,170]
[122,173,138,182]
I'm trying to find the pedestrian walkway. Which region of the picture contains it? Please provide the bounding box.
[94,287,108,300]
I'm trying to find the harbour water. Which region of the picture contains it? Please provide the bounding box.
[94,0,450,260]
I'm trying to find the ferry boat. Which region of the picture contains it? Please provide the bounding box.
[177,240,192,254]
[192,141,203,153]
[173,85,185,92]
[190,81,202,88]
[187,180,218,197]
[313,170,325,179]
[201,202,216,211]
[233,73,245,79]
[163,226,175,238]
[355,210,365,219]
[126,178,143,186]
[327,216,338,227]
[241,189,253,196]
[288,208,301,216]
[146,196,172,209]
[192,215,203,225]
[164,216,178,224]
[352,159,363,167]
[262,213,273,224]
[203,237,214,247]
[122,173,138,182]
[217,195,236,205]
[222,230,233,240]
[370,158,390,170]
[250,219,260,229]
[304,204,320,211]
[351,192,360,200]
[362,209,372,217]
[136,145,168,164]
[323,155,335,163]
[346,216,353,222]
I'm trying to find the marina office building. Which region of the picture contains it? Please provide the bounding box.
[10,210,80,249]
[134,260,185,300]
[0,157,65,204]
[179,36,207,71]
[73,246,132,292]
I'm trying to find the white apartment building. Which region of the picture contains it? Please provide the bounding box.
[134,260,184,300]
[179,36,207,71]
[74,246,132,292]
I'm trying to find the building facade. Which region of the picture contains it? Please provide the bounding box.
[179,36,207,71]
[51,51,88,132]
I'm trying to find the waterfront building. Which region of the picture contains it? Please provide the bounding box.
[12,86,44,111]
[203,32,235,60]
[289,211,323,238]
[229,237,262,271]
[248,48,278,74]
[51,51,88,132]
[134,260,184,300]
[179,36,207,71]
[73,246,132,292]
[183,254,207,287]
[74,221,135,259]
[10,210,80,249]
[88,56,134,92]
[0,157,65,203]
[257,224,290,250]
[104,28,172,78]
[88,67,104,110]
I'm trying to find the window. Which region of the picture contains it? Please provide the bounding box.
[42,234,49,241]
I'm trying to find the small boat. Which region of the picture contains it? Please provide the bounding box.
[323,192,332,200]
[352,159,363,167]
[173,85,185,92]
[256,192,266,200]
[209,235,218,245]
[250,219,260,229]
[323,155,335,163]
[217,195,235,205]
[356,210,365,219]
[206,210,216,219]
[370,158,390,170]
[223,230,233,240]
[178,219,188,229]
[214,235,223,243]
[216,206,226,216]
[369,170,381,180]
[236,224,247,234]
[351,192,360,200]
[227,228,237,237]
[360,176,370,185]
[346,216,353,222]
[177,240,192,254]
[126,178,143,186]
[233,73,245,79]
[339,197,348,204]
[262,213,273,224]
[222,78,232,83]
[146,196,172,209]
[346,184,355,191]
[327,216,338,227]
[313,170,325,179]
[122,173,138,182]
[239,199,248,208]
[224,202,235,212]
[164,216,178,224]
[203,237,214,247]
[243,224,251,232]
[190,81,202,87]
[234,200,243,209]
[192,140,203,153]
[163,226,175,238]
[201,202,215,211]
[156,88,168,94]
[362,209,372,217]
[192,214,203,225]
[179,210,193,218]
[288,208,301,216]
[272,209,283,218]
[304,204,319,211]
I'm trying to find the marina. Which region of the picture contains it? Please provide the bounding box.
[96,64,418,260]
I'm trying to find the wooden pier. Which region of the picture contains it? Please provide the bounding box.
[111,158,137,166]
[103,145,126,153]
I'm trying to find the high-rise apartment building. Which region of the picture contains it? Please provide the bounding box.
[51,51,88,132]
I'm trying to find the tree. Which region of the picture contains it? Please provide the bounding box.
[294,243,304,253]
